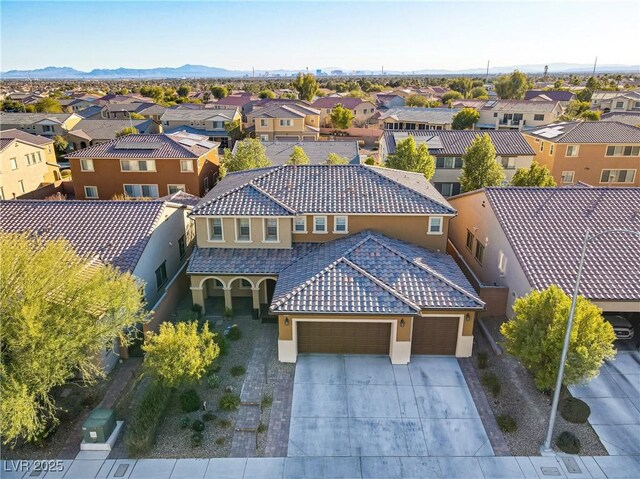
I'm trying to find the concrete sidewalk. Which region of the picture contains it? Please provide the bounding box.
[2,455,639,478]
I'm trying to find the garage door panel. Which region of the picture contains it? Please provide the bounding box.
[298,321,391,354]
[411,317,458,355]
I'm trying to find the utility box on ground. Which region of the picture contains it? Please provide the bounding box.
[82,408,116,443]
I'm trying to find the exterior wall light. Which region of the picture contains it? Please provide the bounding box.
[284,317,289,326]
[400,319,405,327]
[465,313,471,322]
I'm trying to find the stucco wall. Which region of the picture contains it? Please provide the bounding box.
[0,141,52,199]
[195,217,293,249]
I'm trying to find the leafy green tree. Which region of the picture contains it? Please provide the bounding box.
[326,153,349,165]
[364,156,376,165]
[35,97,63,113]
[441,91,463,103]
[347,89,367,99]
[448,78,473,97]
[385,135,435,180]
[553,79,565,89]
[140,86,164,102]
[292,73,319,101]
[281,92,298,99]
[203,92,211,104]
[224,119,243,143]
[452,108,480,130]
[220,138,271,177]
[459,133,505,192]
[177,85,190,98]
[259,90,276,99]
[330,104,354,129]
[143,321,219,388]
[0,233,147,444]
[210,85,228,100]
[405,94,428,107]
[52,135,68,155]
[129,112,145,119]
[510,161,556,187]
[500,285,616,391]
[115,126,139,137]
[575,88,593,102]
[561,100,590,120]
[494,70,530,99]
[470,87,489,99]
[286,146,310,165]
[579,110,601,121]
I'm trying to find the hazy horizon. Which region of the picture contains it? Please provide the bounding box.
[1,1,639,73]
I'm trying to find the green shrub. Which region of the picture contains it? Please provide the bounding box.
[364,157,375,166]
[224,307,233,318]
[219,419,232,429]
[557,431,581,454]
[560,397,591,424]
[207,373,221,389]
[496,414,517,432]
[191,419,205,432]
[481,372,501,397]
[477,351,488,369]
[180,416,190,429]
[191,431,203,447]
[202,412,216,422]
[209,362,222,373]
[213,333,228,356]
[180,389,202,413]
[219,393,241,411]
[261,394,273,409]
[227,324,241,341]
[61,169,72,179]
[124,382,172,457]
[215,437,226,446]
[257,422,267,433]
[230,365,246,377]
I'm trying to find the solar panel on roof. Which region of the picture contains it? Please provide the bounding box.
[178,139,197,147]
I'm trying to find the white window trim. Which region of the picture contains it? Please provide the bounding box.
[427,216,443,235]
[260,134,269,141]
[207,217,225,242]
[561,171,575,184]
[180,159,195,172]
[123,184,159,198]
[262,218,280,243]
[333,216,349,234]
[566,145,579,157]
[120,159,157,172]
[167,184,186,195]
[260,119,268,127]
[84,186,98,199]
[605,145,640,157]
[293,216,307,233]
[313,215,328,234]
[80,159,94,172]
[599,169,637,184]
[235,218,252,242]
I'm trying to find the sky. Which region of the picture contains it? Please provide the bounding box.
[1,0,639,72]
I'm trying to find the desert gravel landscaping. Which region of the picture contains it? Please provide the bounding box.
[474,316,607,456]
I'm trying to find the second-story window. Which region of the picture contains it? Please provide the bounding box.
[10,158,18,170]
[428,216,443,235]
[294,216,307,233]
[566,145,579,157]
[120,159,156,171]
[334,216,348,233]
[264,218,278,242]
[313,216,327,233]
[236,218,251,241]
[260,119,268,127]
[279,119,292,127]
[534,114,545,121]
[500,157,516,169]
[180,159,194,172]
[80,159,94,172]
[475,240,485,265]
[208,217,224,241]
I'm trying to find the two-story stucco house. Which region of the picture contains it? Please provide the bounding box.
[591,90,640,113]
[252,103,321,141]
[379,108,459,131]
[0,112,82,137]
[0,129,60,199]
[380,130,536,196]
[161,107,242,149]
[67,132,220,200]
[522,121,640,187]
[448,186,640,317]
[470,100,564,130]
[311,97,377,127]
[187,165,484,364]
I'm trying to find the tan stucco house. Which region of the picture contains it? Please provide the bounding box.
[0,112,82,138]
[187,164,484,364]
[523,121,640,187]
[251,103,320,141]
[161,107,242,149]
[448,186,640,317]
[472,100,564,130]
[591,90,640,113]
[311,97,377,127]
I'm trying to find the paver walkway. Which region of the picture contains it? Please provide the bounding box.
[3,455,638,478]
[57,358,142,460]
[264,370,295,457]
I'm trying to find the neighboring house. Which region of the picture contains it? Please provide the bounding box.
[601,111,640,127]
[67,132,220,199]
[161,107,241,148]
[60,98,98,113]
[187,164,484,364]
[0,129,60,199]
[75,105,105,119]
[448,186,640,316]
[381,130,535,196]
[0,112,82,137]
[235,139,360,165]
[523,90,576,103]
[376,93,405,109]
[379,107,460,131]
[67,119,161,150]
[591,90,640,112]
[473,100,564,130]
[311,97,377,127]
[0,196,197,370]
[251,103,321,141]
[213,94,255,117]
[95,93,149,105]
[523,121,640,187]
[100,102,167,121]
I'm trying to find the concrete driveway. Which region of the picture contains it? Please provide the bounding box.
[570,351,640,456]
[287,355,493,457]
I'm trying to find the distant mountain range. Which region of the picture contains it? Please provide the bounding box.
[2,63,639,79]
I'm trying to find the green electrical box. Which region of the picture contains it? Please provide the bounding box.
[82,408,116,443]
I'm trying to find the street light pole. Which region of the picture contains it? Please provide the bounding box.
[540,228,640,455]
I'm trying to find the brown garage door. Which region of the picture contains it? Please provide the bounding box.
[297,321,391,354]
[411,317,458,355]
